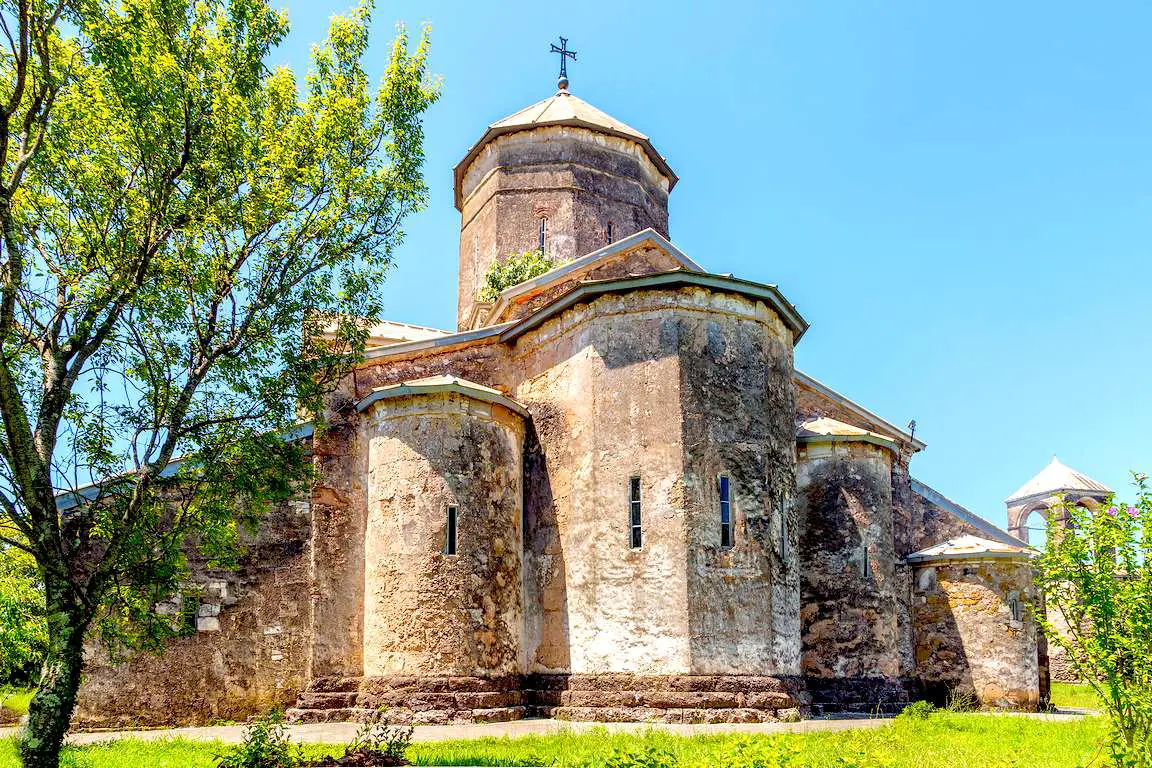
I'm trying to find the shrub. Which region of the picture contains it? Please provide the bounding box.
[1037,473,1152,768]
[898,700,936,721]
[944,689,978,713]
[478,249,557,302]
[310,709,413,766]
[216,712,301,768]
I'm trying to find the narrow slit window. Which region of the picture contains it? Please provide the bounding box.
[861,544,871,578]
[445,506,458,556]
[607,222,615,244]
[538,217,548,254]
[779,500,789,561]
[1008,593,1023,622]
[629,477,642,549]
[719,475,733,548]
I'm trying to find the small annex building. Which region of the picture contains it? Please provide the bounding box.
[76,77,1050,727]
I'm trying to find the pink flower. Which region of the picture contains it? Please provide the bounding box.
[1128,506,1139,518]
[1107,506,1119,517]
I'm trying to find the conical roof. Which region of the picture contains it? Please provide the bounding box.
[906,534,1033,563]
[453,90,677,209]
[1005,457,1111,504]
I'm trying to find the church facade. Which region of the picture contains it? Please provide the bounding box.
[76,82,1047,727]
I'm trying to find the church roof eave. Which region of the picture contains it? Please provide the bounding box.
[498,270,809,344]
[793,370,926,452]
[355,375,530,420]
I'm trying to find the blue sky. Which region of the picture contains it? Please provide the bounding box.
[274,1,1151,532]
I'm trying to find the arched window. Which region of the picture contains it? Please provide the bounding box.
[1025,507,1049,549]
[538,217,548,254]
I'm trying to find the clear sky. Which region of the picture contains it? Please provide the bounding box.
[273,0,1151,533]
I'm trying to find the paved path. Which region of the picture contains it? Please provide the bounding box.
[0,711,1091,747]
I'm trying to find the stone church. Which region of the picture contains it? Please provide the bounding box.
[76,77,1050,727]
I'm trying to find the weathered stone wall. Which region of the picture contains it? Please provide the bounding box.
[677,293,799,676]
[796,440,902,707]
[509,286,799,680]
[912,558,1040,710]
[76,497,313,728]
[457,126,671,328]
[512,289,691,675]
[361,392,524,677]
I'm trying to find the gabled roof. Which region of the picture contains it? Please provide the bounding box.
[1005,457,1112,504]
[906,534,1034,564]
[477,228,703,329]
[911,478,1024,547]
[453,91,677,209]
[354,375,529,419]
[796,417,897,451]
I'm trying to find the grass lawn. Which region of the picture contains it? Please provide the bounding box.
[0,690,33,718]
[1049,682,1101,710]
[0,713,1108,768]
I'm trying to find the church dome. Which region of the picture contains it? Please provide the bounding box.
[452,90,677,210]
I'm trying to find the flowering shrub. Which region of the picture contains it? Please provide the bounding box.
[1036,474,1152,768]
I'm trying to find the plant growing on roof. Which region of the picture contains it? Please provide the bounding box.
[1036,474,1152,768]
[478,249,556,302]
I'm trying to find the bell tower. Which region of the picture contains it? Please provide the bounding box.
[452,59,678,329]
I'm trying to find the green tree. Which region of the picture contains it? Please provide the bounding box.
[0,1,438,766]
[0,541,47,685]
[1036,475,1152,768]
[478,248,556,302]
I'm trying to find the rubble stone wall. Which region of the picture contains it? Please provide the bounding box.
[76,497,313,727]
[912,558,1040,710]
[796,440,902,706]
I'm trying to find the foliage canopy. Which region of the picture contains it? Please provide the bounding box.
[0,1,437,765]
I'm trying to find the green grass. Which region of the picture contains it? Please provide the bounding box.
[0,690,33,718]
[0,714,1109,768]
[1050,683,1101,710]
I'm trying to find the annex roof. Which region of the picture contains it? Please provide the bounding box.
[476,228,703,329]
[793,371,926,451]
[354,375,529,419]
[796,416,897,451]
[1005,457,1112,504]
[905,534,1034,564]
[453,90,677,209]
[910,479,1024,547]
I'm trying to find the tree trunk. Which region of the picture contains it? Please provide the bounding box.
[19,602,86,768]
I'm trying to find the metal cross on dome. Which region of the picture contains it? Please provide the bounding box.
[550,36,577,91]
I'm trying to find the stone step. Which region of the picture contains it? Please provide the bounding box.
[296,691,360,709]
[521,688,797,710]
[286,706,525,726]
[549,706,796,724]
